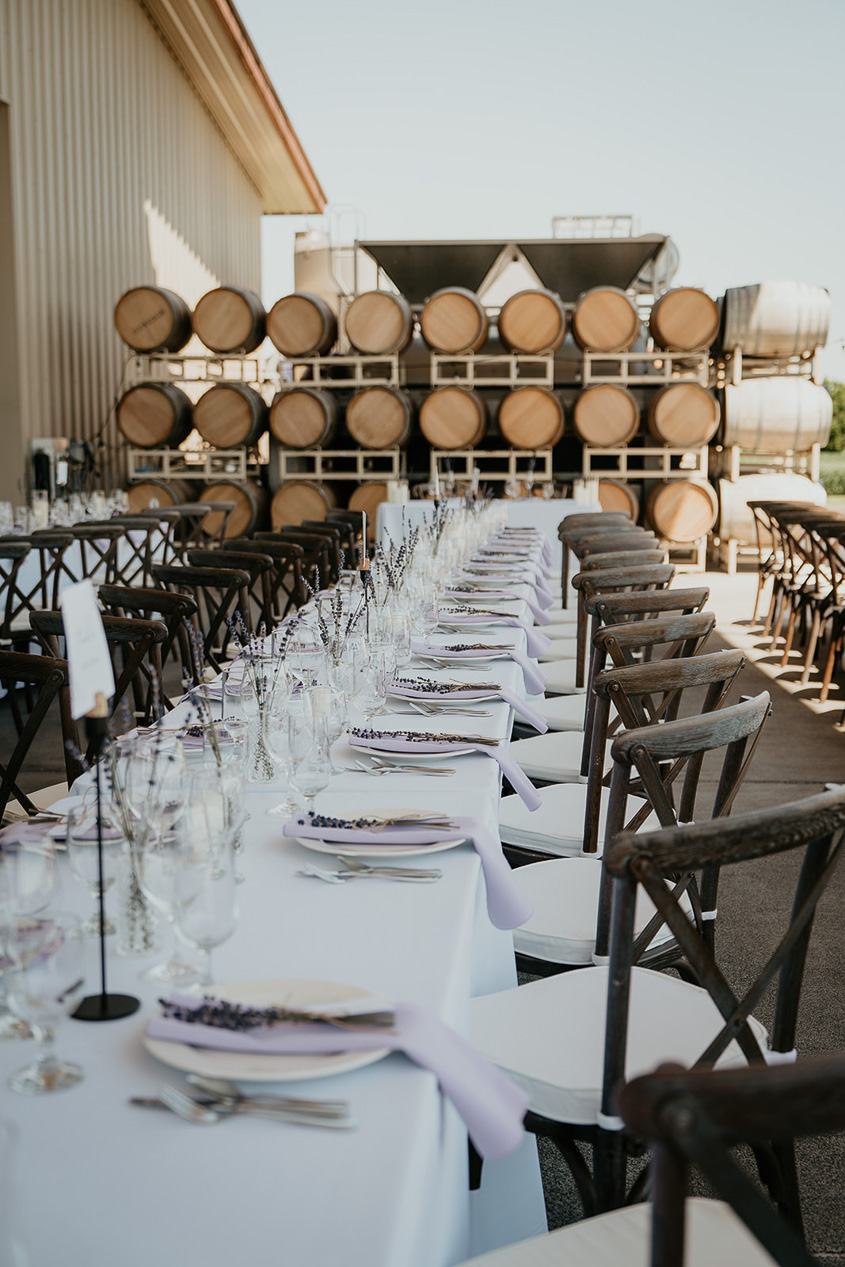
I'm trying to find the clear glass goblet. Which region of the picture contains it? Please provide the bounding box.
[5,912,85,1095]
[288,712,331,814]
[66,807,123,937]
[171,828,239,990]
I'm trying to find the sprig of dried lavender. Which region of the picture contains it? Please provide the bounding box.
[350,726,499,747]
[159,996,395,1030]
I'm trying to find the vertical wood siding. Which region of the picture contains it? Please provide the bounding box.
[0,0,262,479]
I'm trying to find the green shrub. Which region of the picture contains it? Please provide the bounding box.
[824,381,845,452]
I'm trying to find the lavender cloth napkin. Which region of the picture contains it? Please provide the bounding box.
[0,822,55,847]
[448,587,550,626]
[413,639,548,690]
[468,565,554,608]
[284,813,534,930]
[348,733,542,812]
[389,682,548,734]
[429,614,551,659]
[146,995,528,1160]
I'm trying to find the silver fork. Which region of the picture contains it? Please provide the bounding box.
[409,701,491,718]
[298,863,440,884]
[156,1084,357,1129]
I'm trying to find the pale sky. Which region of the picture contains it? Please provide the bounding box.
[238,0,845,379]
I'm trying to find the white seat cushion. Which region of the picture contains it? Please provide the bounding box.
[532,695,588,731]
[499,783,657,856]
[509,731,610,783]
[512,856,692,966]
[460,1198,777,1266]
[538,644,577,662]
[542,661,583,695]
[543,624,578,641]
[543,608,577,625]
[469,966,769,1125]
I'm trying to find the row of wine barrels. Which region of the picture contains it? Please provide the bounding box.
[648,289,720,352]
[345,292,414,355]
[717,474,827,542]
[116,381,269,449]
[597,478,639,519]
[721,281,830,358]
[267,293,337,357]
[499,290,568,354]
[115,285,267,354]
[722,378,832,453]
[126,477,200,512]
[647,480,719,542]
[420,287,489,355]
[572,383,720,448]
[270,480,389,536]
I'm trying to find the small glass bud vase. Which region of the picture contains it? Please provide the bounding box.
[115,844,161,958]
[247,702,276,783]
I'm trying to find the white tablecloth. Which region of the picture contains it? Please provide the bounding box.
[377,500,602,572]
[0,608,548,1265]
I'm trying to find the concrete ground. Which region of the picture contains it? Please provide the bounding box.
[3,569,844,1257]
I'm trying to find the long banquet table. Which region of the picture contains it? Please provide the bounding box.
[0,592,552,1264]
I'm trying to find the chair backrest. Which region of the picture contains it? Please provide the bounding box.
[25,531,76,610]
[619,1051,845,1266]
[326,509,365,563]
[84,516,161,588]
[152,563,251,677]
[273,523,342,584]
[572,562,677,689]
[601,784,845,1217]
[187,548,274,630]
[580,549,667,572]
[560,512,633,535]
[585,587,710,622]
[224,539,305,619]
[0,540,33,640]
[30,610,168,731]
[577,533,661,557]
[132,508,181,563]
[97,583,197,709]
[582,649,749,855]
[0,649,82,817]
[67,523,125,584]
[256,531,330,595]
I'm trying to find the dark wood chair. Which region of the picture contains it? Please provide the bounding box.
[97,583,197,710]
[152,563,251,677]
[256,530,330,596]
[30,610,168,732]
[570,561,677,690]
[187,548,275,631]
[558,515,651,608]
[325,510,364,565]
[0,650,82,821]
[66,523,125,585]
[472,694,784,1220]
[223,539,305,620]
[84,516,162,588]
[272,523,342,585]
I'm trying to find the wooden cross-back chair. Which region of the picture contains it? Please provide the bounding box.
[85,516,162,588]
[66,523,125,585]
[224,539,305,621]
[256,530,330,597]
[187,548,274,632]
[567,561,677,693]
[463,1050,845,1267]
[132,508,181,564]
[139,503,233,560]
[271,523,342,586]
[97,584,197,710]
[500,648,749,868]
[0,539,33,647]
[325,510,364,565]
[558,515,650,608]
[152,563,250,678]
[23,531,76,611]
[765,508,835,666]
[593,783,845,1224]
[0,650,82,821]
[30,610,168,733]
[301,522,344,579]
[471,694,774,1220]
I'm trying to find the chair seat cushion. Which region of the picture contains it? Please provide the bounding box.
[543,608,577,625]
[531,695,587,731]
[538,644,577,663]
[541,661,583,695]
[460,1198,776,1266]
[512,856,691,966]
[499,783,656,855]
[510,731,610,783]
[469,966,769,1126]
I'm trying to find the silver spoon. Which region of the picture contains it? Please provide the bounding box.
[185,1075,348,1117]
[159,1084,356,1130]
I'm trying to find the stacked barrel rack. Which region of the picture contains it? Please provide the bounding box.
[112,237,832,568]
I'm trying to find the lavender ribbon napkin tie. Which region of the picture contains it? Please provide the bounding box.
[284,813,534,929]
[146,996,528,1160]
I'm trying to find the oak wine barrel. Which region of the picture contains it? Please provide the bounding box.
[114,286,192,353]
[199,479,269,539]
[269,388,339,449]
[266,293,337,356]
[722,378,832,453]
[116,382,193,449]
[571,287,640,352]
[349,483,388,539]
[345,291,414,355]
[646,480,718,542]
[497,388,565,449]
[126,478,199,512]
[192,287,266,354]
[498,289,567,354]
[420,288,489,354]
[718,474,827,543]
[597,478,639,519]
[573,385,640,447]
[649,288,720,352]
[721,281,831,358]
[647,383,721,447]
[192,383,268,449]
[419,387,487,449]
[272,480,337,528]
[345,387,414,449]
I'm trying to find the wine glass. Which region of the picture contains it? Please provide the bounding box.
[263,693,303,818]
[310,685,349,775]
[354,642,396,723]
[133,827,200,985]
[4,912,85,1094]
[0,837,60,1041]
[66,807,124,937]
[285,630,326,689]
[287,711,331,814]
[171,827,238,989]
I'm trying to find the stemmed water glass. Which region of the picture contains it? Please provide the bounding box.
[0,837,60,1041]
[287,709,331,814]
[4,911,86,1094]
[353,642,397,723]
[171,815,239,990]
[66,805,124,937]
[263,691,303,818]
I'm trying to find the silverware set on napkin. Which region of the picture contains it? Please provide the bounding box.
[344,755,456,778]
[298,858,442,884]
[131,1076,356,1129]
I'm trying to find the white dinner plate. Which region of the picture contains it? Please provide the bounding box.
[296,835,467,860]
[419,651,510,663]
[142,978,391,1083]
[352,740,476,760]
[388,690,500,704]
